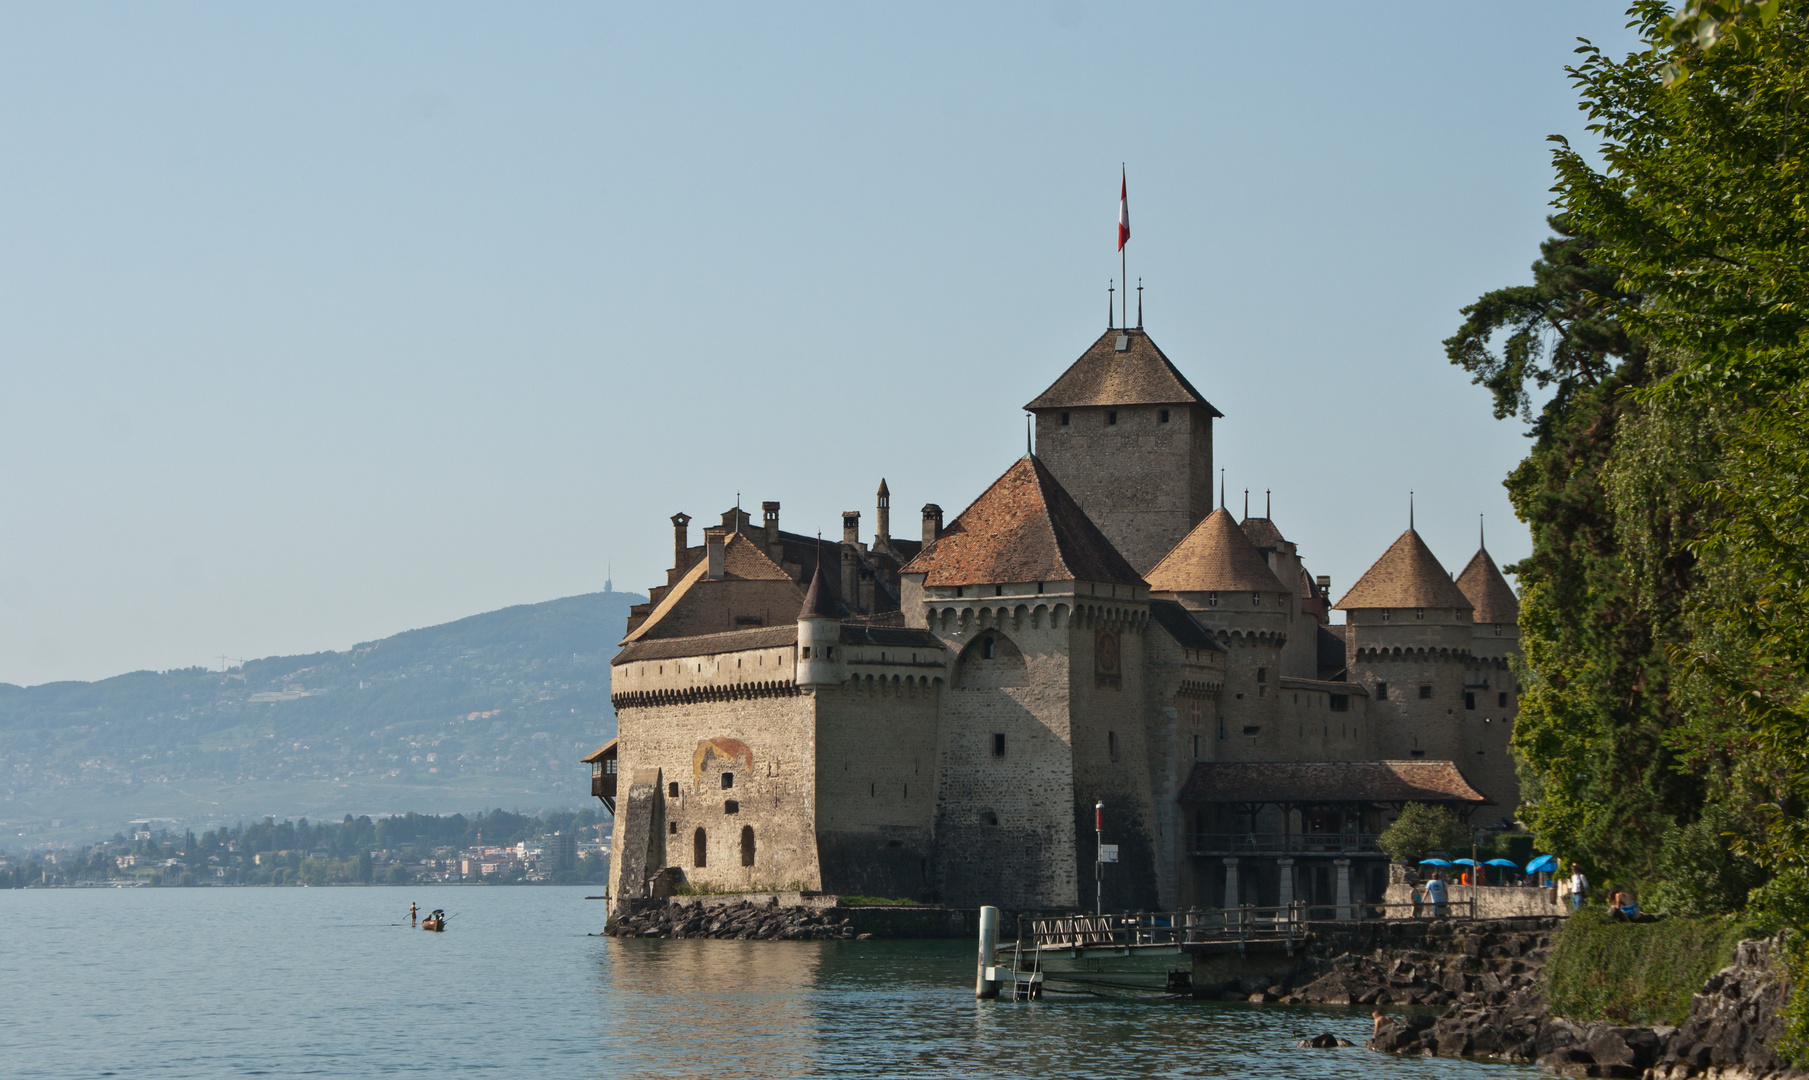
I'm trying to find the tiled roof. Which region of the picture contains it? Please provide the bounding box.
[621,534,801,644]
[612,625,798,665]
[900,456,1145,588]
[1335,530,1472,611]
[1145,508,1287,594]
[1023,328,1222,414]
[838,625,942,648]
[1240,516,1286,551]
[580,738,617,764]
[1148,599,1223,652]
[799,562,836,619]
[1455,549,1520,625]
[1316,624,1348,678]
[1177,760,1492,806]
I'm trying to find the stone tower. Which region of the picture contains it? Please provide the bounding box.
[1454,546,1522,823]
[1336,530,1475,770]
[1026,328,1221,574]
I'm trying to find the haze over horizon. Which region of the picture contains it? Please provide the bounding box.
[0,4,1641,686]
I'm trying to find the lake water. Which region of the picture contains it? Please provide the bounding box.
[6,886,1542,1078]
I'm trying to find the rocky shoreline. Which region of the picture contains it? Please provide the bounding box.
[603,899,869,940]
[1274,920,1802,1080]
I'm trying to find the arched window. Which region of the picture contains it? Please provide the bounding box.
[740,826,755,867]
[693,827,707,868]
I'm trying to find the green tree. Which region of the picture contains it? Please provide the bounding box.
[1377,803,1471,864]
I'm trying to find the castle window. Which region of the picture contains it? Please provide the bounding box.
[1376,682,1388,700]
[1419,685,1433,699]
[1107,730,1119,761]
[1207,591,1218,607]
[724,800,739,814]
[669,822,678,835]
[801,647,811,659]
[668,782,680,798]
[721,772,734,789]
[1252,592,1261,606]
[1060,412,1070,426]
[740,826,755,867]
[1416,608,1425,620]
[826,646,835,658]
[1107,410,1118,425]
[1256,667,1267,684]
[1159,409,1170,423]
[1382,611,1391,622]
[982,637,996,660]
[693,828,707,867]
[994,585,1004,596]
[980,809,1000,827]
[1193,734,1201,760]
[1465,692,1476,710]
[1242,726,1260,736]
[1499,692,1509,708]
[992,732,1006,757]
[1330,694,1349,712]
[1410,749,1425,758]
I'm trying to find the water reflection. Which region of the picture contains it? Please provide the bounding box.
[591,938,1539,1080]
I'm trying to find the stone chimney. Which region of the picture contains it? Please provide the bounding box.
[762,501,780,548]
[875,479,890,549]
[922,504,943,547]
[1316,574,1331,599]
[704,527,728,580]
[842,511,860,546]
[671,513,692,571]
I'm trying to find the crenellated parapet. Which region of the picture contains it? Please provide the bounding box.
[612,681,802,710]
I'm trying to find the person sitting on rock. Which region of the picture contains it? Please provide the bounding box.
[1372,1010,1393,1038]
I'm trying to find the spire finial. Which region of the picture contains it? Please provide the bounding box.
[1410,491,1415,532]
[1480,513,1486,551]
[1219,469,1225,510]
[734,493,742,534]
[1108,279,1115,329]
[1266,489,1271,518]
[1136,278,1143,329]
[1244,488,1249,519]
[1026,413,1033,458]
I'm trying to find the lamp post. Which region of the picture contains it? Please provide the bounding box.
[1095,800,1105,917]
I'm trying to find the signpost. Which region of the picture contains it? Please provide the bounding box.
[1095,801,1106,916]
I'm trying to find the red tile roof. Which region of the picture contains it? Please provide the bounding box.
[1455,549,1520,625]
[1023,328,1222,413]
[900,456,1145,588]
[1177,760,1491,805]
[1146,508,1287,594]
[1335,530,1472,611]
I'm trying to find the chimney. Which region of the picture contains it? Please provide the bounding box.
[875,479,890,548]
[671,513,692,571]
[762,501,780,547]
[1316,574,1331,598]
[842,511,860,546]
[704,527,728,580]
[922,504,943,547]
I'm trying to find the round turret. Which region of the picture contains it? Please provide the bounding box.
[796,561,841,688]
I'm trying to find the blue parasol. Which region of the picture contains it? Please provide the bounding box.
[1418,858,1453,866]
[1526,854,1559,873]
[1453,858,1480,866]
[1485,859,1519,868]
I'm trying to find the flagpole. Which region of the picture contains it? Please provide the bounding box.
[1121,164,1127,329]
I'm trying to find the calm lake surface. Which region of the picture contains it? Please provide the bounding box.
[6,886,1542,1078]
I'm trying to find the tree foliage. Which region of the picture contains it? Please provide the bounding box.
[1377,803,1470,865]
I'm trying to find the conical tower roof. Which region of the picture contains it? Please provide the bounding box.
[1024,328,1222,414]
[900,456,1144,588]
[799,556,837,619]
[1335,530,1472,611]
[1146,508,1288,595]
[1455,549,1519,625]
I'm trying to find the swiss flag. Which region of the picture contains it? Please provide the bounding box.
[1117,168,1130,251]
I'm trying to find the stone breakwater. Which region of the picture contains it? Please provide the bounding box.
[1305,923,1805,1080]
[604,900,867,940]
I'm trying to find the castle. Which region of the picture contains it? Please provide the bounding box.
[587,323,1521,916]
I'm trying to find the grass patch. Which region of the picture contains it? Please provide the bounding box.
[1544,906,1761,1026]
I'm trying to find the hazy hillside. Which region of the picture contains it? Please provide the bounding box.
[0,590,642,846]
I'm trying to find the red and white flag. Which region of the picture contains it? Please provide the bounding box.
[1117,168,1130,251]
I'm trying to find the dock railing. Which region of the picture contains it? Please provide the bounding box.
[1019,896,1489,953]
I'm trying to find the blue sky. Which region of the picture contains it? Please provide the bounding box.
[0,3,1641,684]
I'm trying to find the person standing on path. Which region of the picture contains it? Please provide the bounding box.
[1569,866,1587,911]
[410,902,418,927]
[1425,871,1449,919]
